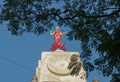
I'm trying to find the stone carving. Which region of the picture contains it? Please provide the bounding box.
[35,51,87,82]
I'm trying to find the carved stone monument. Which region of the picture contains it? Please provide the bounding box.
[35,50,86,82]
[31,27,87,82]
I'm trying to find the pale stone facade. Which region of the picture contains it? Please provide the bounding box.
[34,50,87,82]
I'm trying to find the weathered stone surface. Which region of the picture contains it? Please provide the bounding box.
[35,50,87,82]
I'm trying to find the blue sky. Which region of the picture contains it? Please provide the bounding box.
[0,23,110,82]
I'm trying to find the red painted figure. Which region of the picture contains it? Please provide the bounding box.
[50,26,66,51]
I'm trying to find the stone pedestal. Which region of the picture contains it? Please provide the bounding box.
[35,50,87,82]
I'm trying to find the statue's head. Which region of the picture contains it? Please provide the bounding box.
[56,26,59,32]
[92,77,99,82]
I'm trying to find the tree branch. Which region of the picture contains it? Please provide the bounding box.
[85,8,120,18]
[101,7,120,11]
[57,8,120,20]
[57,15,77,20]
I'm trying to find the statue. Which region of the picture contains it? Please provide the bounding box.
[31,76,38,82]
[50,26,66,51]
[92,77,99,82]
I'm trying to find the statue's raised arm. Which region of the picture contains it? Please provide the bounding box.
[50,30,55,36]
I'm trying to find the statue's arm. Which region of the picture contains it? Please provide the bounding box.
[50,31,55,36]
[60,32,66,36]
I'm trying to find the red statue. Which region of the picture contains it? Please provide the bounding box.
[50,26,66,51]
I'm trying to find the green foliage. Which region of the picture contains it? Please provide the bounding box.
[0,0,120,81]
[110,74,120,82]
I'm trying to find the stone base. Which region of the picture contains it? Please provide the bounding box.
[35,50,87,82]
